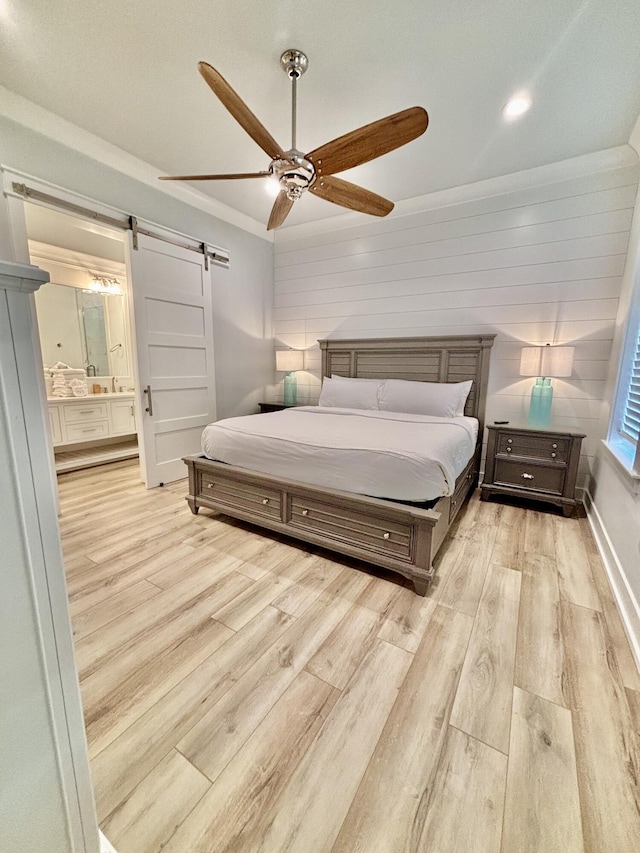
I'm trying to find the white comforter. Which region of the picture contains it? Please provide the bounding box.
[201,406,478,502]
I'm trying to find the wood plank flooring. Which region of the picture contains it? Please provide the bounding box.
[58,459,640,853]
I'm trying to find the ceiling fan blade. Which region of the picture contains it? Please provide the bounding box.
[198,62,287,161]
[159,172,271,181]
[310,175,393,217]
[267,193,294,230]
[306,107,428,176]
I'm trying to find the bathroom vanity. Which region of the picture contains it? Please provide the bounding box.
[47,393,138,471]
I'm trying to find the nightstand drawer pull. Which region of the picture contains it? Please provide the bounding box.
[552,443,558,449]
[551,452,557,458]
[507,438,513,444]
[383,532,391,540]
[262,498,270,505]
[522,473,535,480]
[506,447,512,452]
[301,509,309,516]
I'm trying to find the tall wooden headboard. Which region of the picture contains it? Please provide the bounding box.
[319,335,496,433]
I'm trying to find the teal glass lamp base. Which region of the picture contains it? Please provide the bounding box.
[283,371,297,405]
[528,377,553,429]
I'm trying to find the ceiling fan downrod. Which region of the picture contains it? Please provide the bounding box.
[280,48,308,151]
[277,50,314,200]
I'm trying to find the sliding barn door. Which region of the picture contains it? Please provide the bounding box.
[127,232,216,487]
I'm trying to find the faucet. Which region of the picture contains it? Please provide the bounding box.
[111,376,117,393]
[86,364,96,377]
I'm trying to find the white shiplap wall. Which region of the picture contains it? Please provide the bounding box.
[272,161,640,483]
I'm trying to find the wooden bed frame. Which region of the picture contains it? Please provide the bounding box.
[184,334,495,595]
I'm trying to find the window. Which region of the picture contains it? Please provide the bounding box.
[609,271,640,476]
[620,326,640,445]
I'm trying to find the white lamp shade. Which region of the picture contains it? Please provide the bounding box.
[519,345,574,378]
[275,349,304,372]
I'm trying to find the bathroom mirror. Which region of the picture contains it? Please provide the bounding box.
[35,282,130,378]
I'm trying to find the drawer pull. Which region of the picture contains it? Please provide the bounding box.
[522,473,534,480]
[206,483,214,489]
[506,447,512,453]
[301,509,309,516]
[262,498,270,505]
[507,438,513,444]
[383,532,390,540]
[551,452,557,458]
[552,443,558,449]
[80,409,97,415]
[81,428,97,433]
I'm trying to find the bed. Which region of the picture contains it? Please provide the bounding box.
[184,334,495,595]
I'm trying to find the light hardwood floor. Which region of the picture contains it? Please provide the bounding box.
[58,460,640,853]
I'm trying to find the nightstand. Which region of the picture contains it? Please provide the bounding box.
[258,402,296,413]
[480,425,585,516]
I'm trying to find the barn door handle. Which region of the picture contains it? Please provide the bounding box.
[144,385,153,416]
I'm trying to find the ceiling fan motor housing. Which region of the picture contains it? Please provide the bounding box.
[273,151,316,199]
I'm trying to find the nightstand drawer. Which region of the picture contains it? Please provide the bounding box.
[497,432,568,462]
[199,472,282,521]
[494,459,565,495]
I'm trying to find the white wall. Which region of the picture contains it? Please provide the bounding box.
[588,175,640,661]
[273,156,640,484]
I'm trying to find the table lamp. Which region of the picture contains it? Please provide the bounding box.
[519,344,574,429]
[275,349,304,405]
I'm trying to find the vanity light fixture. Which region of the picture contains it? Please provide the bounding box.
[503,93,532,121]
[86,275,123,295]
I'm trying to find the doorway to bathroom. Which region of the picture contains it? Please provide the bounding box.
[25,202,140,474]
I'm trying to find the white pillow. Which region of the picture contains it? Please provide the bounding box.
[379,379,473,417]
[318,376,381,409]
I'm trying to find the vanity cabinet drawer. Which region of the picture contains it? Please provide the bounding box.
[494,459,565,496]
[63,402,108,424]
[288,495,412,560]
[199,471,282,521]
[64,420,110,442]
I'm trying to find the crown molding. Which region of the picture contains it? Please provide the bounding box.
[0,259,49,292]
[276,144,640,244]
[0,86,272,242]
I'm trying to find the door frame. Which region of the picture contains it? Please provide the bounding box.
[2,166,227,488]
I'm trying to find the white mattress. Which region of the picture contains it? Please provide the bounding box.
[201,406,478,502]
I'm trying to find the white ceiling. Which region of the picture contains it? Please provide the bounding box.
[2,0,640,231]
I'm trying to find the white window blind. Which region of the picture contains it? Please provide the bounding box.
[621,327,640,444]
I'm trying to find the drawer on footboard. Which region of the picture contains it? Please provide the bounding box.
[199,471,282,521]
[288,494,413,561]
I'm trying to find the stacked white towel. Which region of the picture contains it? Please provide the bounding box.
[48,362,88,397]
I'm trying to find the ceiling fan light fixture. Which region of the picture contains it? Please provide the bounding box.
[503,93,532,121]
[264,174,281,196]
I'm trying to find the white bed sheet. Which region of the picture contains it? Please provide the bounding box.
[201,406,478,502]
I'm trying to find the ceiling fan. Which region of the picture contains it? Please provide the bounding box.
[160,50,429,230]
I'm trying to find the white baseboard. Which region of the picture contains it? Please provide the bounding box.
[584,489,640,672]
[99,830,118,853]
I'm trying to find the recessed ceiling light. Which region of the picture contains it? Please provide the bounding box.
[503,94,532,121]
